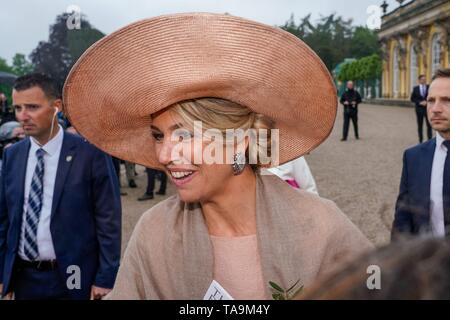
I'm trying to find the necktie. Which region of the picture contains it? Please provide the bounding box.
[421,85,425,98]
[443,140,450,234]
[20,148,45,260]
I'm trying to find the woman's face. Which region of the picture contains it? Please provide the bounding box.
[151,108,236,203]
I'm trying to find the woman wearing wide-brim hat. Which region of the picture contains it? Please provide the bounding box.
[63,13,373,300]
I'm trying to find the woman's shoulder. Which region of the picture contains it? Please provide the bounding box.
[261,174,336,213]
[260,174,365,236]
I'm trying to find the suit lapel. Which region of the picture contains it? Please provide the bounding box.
[51,132,77,220]
[420,139,436,215]
[12,139,31,224]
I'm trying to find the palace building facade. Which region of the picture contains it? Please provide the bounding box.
[378,0,450,100]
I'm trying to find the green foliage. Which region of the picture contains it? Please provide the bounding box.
[12,53,34,76]
[350,26,381,59]
[269,279,304,300]
[0,58,14,74]
[67,28,104,62]
[0,58,16,104]
[337,54,381,82]
[30,12,105,88]
[281,14,380,72]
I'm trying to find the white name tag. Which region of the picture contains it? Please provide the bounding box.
[203,280,234,300]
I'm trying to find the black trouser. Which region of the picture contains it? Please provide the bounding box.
[146,168,167,195]
[343,107,358,139]
[415,106,432,143]
[12,261,70,300]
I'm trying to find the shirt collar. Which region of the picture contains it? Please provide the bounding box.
[30,125,64,157]
[436,133,448,151]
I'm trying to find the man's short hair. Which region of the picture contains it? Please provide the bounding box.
[418,74,426,80]
[432,68,450,81]
[13,73,61,100]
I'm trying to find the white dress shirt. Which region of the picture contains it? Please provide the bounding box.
[420,84,426,98]
[19,126,63,261]
[430,133,448,238]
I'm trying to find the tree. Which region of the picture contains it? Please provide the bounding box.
[280,14,380,72]
[0,58,15,104]
[67,28,105,62]
[30,13,104,88]
[12,53,34,76]
[350,27,381,59]
[0,57,14,74]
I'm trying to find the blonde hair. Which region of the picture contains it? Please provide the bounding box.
[170,97,274,171]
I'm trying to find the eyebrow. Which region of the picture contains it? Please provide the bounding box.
[150,123,183,132]
[13,104,41,108]
[427,96,450,100]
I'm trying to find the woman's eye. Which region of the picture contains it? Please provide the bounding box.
[174,130,193,142]
[152,132,164,142]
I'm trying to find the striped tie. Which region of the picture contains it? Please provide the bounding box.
[20,148,45,260]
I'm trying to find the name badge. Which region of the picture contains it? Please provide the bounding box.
[203,280,234,300]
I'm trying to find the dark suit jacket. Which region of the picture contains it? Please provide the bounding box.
[392,139,436,240]
[0,132,121,299]
[410,85,429,108]
[340,89,362,108]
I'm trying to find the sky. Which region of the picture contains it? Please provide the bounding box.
[0,0,405,64]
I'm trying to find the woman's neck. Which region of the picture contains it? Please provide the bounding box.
[201,167,257,237]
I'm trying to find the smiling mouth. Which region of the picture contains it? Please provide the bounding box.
[169,170,194,180]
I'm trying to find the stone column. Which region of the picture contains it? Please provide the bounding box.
[380,38,390,98]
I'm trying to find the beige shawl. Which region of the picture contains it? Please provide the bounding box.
[108,174,373,299]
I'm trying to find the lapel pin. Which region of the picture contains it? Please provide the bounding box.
[66,156,73,162]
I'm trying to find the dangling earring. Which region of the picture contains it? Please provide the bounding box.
[232,152,246,176]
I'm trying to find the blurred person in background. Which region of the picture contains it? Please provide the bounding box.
[411,74,432,143]
[340,81,362,141]
[301,236,450,300]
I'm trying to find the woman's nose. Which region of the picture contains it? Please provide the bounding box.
[158,137,187,165]
[158,138,180,165]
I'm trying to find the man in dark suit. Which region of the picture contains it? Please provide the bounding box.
[340,81,362,141]
[392,69,450,240]
[0,73,121,300]
[410,74,432,143]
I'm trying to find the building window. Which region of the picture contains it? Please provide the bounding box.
[393,46,400,98]
[431,33,441,75]
[410,44,418,94]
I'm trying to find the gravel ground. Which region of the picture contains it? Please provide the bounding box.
[119,103,420,251]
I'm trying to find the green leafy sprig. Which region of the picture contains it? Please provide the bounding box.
[269,279,304,300]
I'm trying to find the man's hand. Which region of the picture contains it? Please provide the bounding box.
[90,285,112,300]
[420,101,427,107]
[344,101,349,105]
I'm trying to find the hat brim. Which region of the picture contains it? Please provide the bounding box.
[63,13,337,169]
